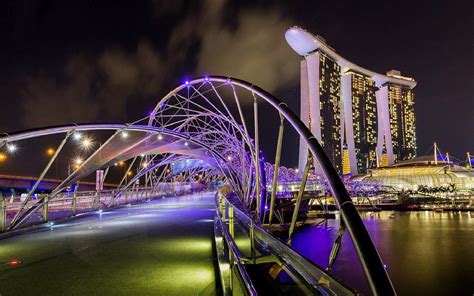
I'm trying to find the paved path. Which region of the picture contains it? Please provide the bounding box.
[0,192,219,296]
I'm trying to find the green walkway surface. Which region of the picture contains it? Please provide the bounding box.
[0,192,219,296]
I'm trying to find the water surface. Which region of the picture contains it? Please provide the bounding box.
[291,211,474,295]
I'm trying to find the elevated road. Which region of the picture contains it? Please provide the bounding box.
[0,192,218,296]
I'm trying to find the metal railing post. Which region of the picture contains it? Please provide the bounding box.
[125,189,128,205]
[228,205,234,238]
[72,190,77,216]
[250,219,255,261]
[43,195,49,222]
[0,196,6,232]
[111,190,115,207]
[228,204,234,292]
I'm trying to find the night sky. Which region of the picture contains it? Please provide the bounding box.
[0,0,473,173]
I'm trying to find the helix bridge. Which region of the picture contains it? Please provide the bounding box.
[0,76,395,295]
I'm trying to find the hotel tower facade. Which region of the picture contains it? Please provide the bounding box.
[285,27,417,175]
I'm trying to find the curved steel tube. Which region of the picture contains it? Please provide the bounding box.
[177,76,395,295]
[1,77,395,294]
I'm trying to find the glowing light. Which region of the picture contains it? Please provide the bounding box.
[204,76,209,81]
[46,148,55,156]
[157,134,163,140]
[142,162,148,168]
[74,157,83,165]
[295,168,299,173]
[6,143,16,153]
[121,131,129,138]
[118,160,125,167]
[226,155,233,161]
[7,259,22,266]
[81,138,93,149]
[185,81,189,85]
[184,141,189,146]
[0,153,6,162]
[127,171,133,176]
[73,132,82,140]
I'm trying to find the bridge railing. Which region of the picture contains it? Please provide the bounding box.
[214,190,356,295]
[0,183,203,232]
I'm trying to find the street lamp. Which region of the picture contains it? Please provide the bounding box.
[0,152,6,163]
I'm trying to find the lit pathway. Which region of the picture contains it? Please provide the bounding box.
[0,192,219,296]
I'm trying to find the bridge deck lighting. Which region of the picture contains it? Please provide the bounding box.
[184,141,189,146]
[157,133,163,140]
[7,259,22,266]
[121,131,129,139]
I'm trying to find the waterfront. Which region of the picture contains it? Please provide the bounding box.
[291,210,474,295]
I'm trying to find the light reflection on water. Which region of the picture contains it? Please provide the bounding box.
[291,211,474,296]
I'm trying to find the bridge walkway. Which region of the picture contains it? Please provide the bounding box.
[0,192,219,296]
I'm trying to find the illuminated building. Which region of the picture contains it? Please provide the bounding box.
[355,155,474,192]
[297,45,342,174]
[341,71,378,174]
[285,27,417,175]
[384,73,417,162]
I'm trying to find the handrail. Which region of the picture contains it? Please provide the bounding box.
[215,192,356,295]
[215,203,258,295]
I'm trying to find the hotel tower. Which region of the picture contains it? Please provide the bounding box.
[285,27,417,175]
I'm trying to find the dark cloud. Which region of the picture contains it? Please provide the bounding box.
[21,40,165,126]
[20,0,298,126]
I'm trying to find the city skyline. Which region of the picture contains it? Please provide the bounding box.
[287,27,418,174]
[0,0,471,171]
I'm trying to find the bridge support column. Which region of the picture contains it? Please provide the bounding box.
[287,157,311,245]
[253,96,263,223]
[0,196,6,232]
[269,113,285,224]
[42,195,49,222]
